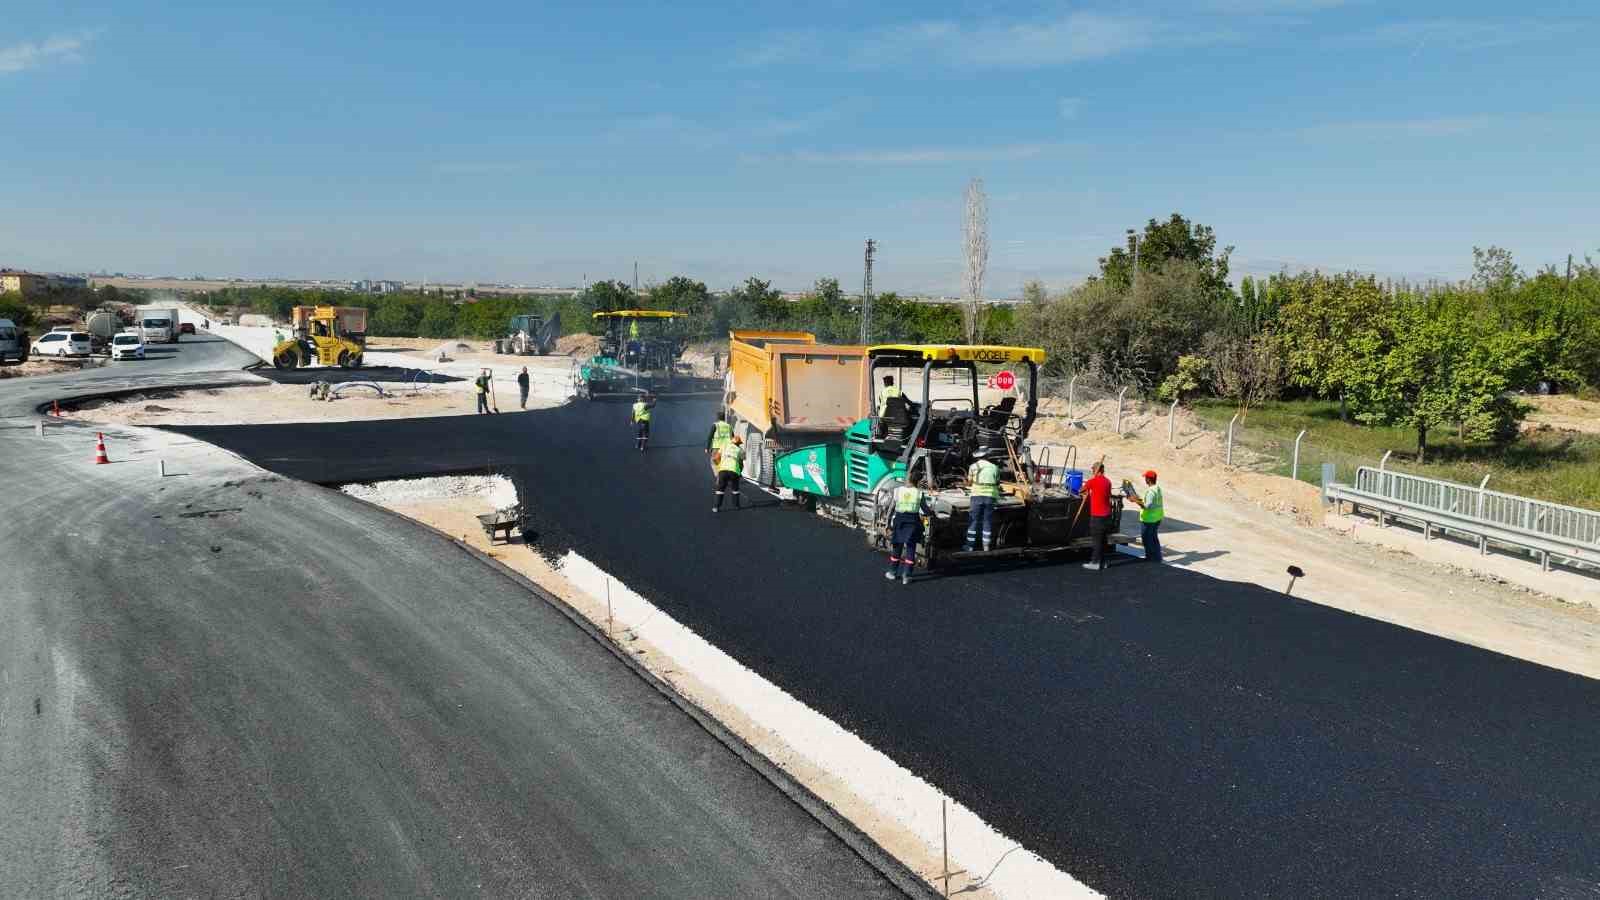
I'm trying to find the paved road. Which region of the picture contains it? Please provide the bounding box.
[175,398,1600,898]
[1,342,917,898]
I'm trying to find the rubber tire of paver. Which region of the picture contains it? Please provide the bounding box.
[337,350,351,369]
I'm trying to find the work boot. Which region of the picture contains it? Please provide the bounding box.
[1081,561,1099,570]
[884,571,896,581]
[900,573,910,586]
[713,506,720,513]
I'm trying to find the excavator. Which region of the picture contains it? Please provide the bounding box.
[271,306,367,369]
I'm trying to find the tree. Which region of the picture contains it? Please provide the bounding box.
[1471,245,1522,293]
[1274,272,1389,419]
[1206,332,1284,415]
[1098,213,1233,300]
[647,276,712,317]
[1344,297,1539,461]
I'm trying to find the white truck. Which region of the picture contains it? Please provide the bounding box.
[135,306,181,344]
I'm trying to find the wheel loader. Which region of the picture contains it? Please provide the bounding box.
[271,306,367,370]
[771,344,1129,570]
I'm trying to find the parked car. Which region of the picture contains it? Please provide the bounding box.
[110,332,146,360]
[0,319,27,363]
[32,331,92,358]
[180,322,197,335]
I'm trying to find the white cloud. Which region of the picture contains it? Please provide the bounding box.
[739,13,1217,71]
[1351,19,1578,51]
[1058,97,1084,120]
[1301,115,1494,139]
[753,142,1074,165]
[0,31,97,74]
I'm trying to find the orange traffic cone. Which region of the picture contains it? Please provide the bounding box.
[94,433,109,465]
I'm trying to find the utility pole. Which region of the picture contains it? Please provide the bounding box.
[633,260,639,294]
[859,238,876,344]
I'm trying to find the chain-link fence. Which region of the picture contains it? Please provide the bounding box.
[1031,374,1372,491]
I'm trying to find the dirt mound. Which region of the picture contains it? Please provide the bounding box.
[555,334,600,357]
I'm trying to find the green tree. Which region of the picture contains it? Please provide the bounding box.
[1275,272,1389,418]
[417,300,459,339]
[1098,212,1233,300]
[1345,297,1539,461]
[647,276,712,317]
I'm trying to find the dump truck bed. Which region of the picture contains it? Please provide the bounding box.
[726,331,867,437]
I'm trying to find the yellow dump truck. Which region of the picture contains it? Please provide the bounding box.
[723,330,867,487]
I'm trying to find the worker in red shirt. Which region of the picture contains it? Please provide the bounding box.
[1080,460,1114,571]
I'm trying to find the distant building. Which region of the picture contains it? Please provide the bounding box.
[0,270,47,296]
[352,279,405,294]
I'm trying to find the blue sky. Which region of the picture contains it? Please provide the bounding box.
[3,1,1597,295]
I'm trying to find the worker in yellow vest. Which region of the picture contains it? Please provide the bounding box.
[886,472,934,585]
[631,393,655,451]
[877,375,902,416]
[964,449,1001,552]
[705,411,734,480]
[714,434,745,512]
[1124,469,1164,563]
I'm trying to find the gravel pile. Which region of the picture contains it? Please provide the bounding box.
[341,474,518,509]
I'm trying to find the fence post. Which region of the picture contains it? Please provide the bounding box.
[1167,398,1179,444]
[1476,474,1490,519]
[1114,387,1128,436]
[1067,374,1077,420]
[1226,413,1240,466]
[1291,429,1308,482]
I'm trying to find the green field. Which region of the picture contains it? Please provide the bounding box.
[1191,399,1600,511]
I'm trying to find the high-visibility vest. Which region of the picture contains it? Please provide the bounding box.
[712,420,733,448]
[475,378,487,395]
[632,401,651,422]
[877,385,901,415]
[968,459,1000,498]
[719,443,745,474]
[894,484,923,513]
[1140,485,1165,524]
[629,321,640,339]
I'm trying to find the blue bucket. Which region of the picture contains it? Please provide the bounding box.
[1066,469,1084,493]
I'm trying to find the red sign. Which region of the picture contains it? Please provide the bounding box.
[994,370,1016,391]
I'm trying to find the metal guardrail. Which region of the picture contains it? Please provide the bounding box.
[1332,466,1600,572]
[1353,466,1600,547]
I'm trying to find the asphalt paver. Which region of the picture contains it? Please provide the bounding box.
[2,345,914,898]
[173,397,1600,898]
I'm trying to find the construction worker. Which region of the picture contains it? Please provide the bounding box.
[705,411,734,479]
[474,372,491,414]
[886,472,933,585]
[714,434,745,512]
[1124,470,1164,563]
[964,448,1000,551]
[517,366,530,410]
[1081,461,1114,570]
[632,393,655,451]
[877,375,901,416]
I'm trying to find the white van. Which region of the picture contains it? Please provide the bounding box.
[0,318,26,363]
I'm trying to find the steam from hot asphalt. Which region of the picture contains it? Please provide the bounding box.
[173,397,1600,899]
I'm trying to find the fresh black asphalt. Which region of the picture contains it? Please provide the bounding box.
[174,397,1600,898]
[2,338,914,898]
